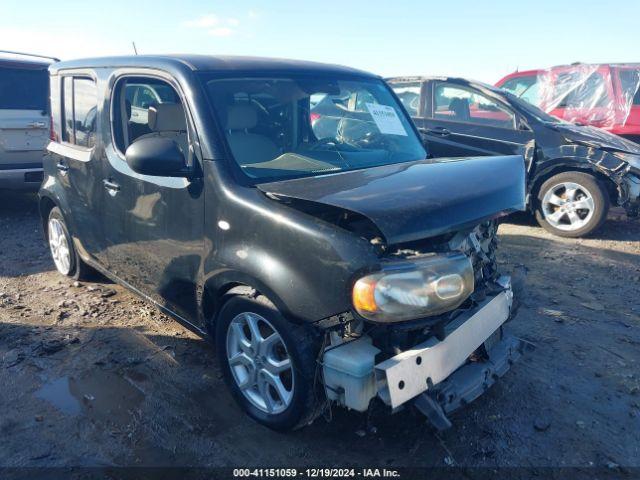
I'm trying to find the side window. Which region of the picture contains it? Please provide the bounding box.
[112,77,189,158]
[500,76,540,106]
[432,83,516,129]
[618,70,640,106]
[61,76,98,148]
[555,72,610,109]
[390,83,422,116]
[62,78,74,143]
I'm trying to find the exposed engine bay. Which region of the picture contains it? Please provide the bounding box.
[316,220,528,429]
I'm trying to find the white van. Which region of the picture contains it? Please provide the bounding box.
[0,51,57,190]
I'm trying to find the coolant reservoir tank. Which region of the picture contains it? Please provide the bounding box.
[322,336,380,412]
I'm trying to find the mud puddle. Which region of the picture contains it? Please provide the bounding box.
[36,370,145,424]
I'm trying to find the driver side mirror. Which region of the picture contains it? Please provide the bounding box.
[125,137,188,177]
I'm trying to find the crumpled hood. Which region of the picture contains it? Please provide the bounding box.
[551,123,640,154]
[258,156,526,245]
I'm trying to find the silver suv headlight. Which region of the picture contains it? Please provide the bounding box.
[352,253,474,322]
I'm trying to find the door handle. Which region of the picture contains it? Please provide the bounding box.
[56,162,69,174]
[424,127,451,137]
[103,179,120,196]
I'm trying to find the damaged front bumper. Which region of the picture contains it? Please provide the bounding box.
[620,172,640,217]
[322,279,530,428]
[413,334,530,430]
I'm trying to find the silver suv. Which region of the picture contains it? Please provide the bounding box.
[0,51,57,190]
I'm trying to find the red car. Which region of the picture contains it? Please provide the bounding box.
[496,64,640,143]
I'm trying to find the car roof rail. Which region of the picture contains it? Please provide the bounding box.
[0,50,60,62]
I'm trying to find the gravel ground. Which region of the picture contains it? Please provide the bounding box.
[1,191,639,471]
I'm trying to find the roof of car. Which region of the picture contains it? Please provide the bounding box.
[387,75,500,90]
[0,51,56,69]
[50,54,377,77]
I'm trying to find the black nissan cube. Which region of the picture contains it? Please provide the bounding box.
[40,55,527,431]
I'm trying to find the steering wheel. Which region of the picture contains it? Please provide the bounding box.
[355,130,392,149]
[309,137,339,151]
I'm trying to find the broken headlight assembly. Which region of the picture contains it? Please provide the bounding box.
[352,253,474,322]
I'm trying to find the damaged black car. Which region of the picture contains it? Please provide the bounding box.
[40,55,527,431]
[388,76,640,237]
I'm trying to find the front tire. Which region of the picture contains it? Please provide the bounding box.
[47,207,95,280]
[534,172,609,238]
[215,295,322,431]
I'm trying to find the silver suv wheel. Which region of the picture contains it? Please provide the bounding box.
[48,217,72,275]
[226,312,294,415]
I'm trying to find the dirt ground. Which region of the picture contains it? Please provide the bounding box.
[1,191,639,471]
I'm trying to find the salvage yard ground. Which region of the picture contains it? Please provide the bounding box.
[1,191,639,469]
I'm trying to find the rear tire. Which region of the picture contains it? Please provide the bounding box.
[215,295,323,431]
[47,207,96,281]
[534,172,609,238]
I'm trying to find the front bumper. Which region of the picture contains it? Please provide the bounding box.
[375,289,515,409]
[322,281,528,428]
[621,173,640,217]
[414,334,530,429]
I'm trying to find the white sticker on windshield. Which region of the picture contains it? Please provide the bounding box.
[365,103,407,136]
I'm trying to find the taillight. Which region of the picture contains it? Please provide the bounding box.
[49,114,56,141]
[310,112,321,124]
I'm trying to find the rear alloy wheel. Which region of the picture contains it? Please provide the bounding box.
[535,172,609,238]
[47,207,95,280]
[216,295,322,431]
[48,212,74,276]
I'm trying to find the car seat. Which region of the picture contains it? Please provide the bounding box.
[449,97,470,122]
[135,103,189,156]
[225,104,280,165]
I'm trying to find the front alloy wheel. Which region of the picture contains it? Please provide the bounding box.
[215,295,322,431]
[226,312,294,415]
[535,172,609,238]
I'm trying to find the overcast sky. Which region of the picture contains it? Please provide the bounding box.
[1,0,637,83]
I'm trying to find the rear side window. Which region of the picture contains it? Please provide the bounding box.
[555,72,610,109]
[619,70,640,106]
[0,66,49,111]
[61,77,98,148]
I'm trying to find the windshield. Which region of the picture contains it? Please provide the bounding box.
[201,75,426,183]
[503,90,563,124]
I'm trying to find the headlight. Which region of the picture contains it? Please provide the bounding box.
[612,151,640,170]
[352,253,474,322]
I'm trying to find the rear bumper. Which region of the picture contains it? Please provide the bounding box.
[0,166,43,190]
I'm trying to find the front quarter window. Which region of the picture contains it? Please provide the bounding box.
[202,75,426,183]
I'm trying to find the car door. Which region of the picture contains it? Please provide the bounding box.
[47,74,106,262]
[416,81,533,158]
[101,73,204,323]
[0,62,50,180]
